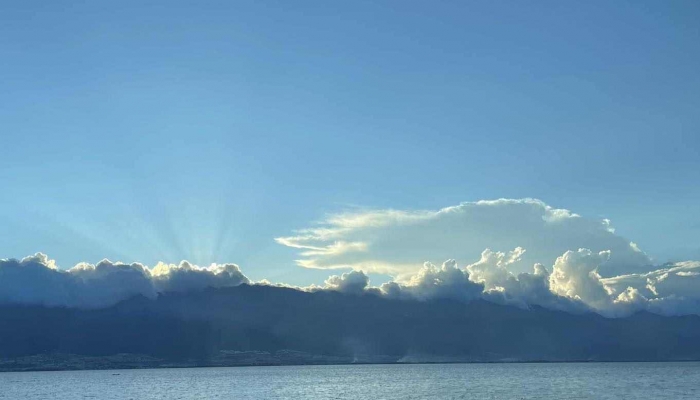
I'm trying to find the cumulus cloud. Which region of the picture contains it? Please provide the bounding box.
[0,253,249,308]
[601,261,700,316]
[272,197,700,316]
[291,246,698,317]
[380,259,483,302]
[366,248,585,313]
[370,248,700,317]
[323,270,371,295]
[549,249,614,312]
[465,248,581,311]
[275,198,651,277]
[151,261,249,293]
[1,249,699,317]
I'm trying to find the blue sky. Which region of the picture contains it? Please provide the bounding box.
[1,1,699,286]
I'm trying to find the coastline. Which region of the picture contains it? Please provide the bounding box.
[3,351,699,373]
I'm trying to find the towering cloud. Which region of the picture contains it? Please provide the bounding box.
[464,248,578,311]
[1,199,700,317]
[378,248,700,317]
[548,249,614,312]
[275,199,651,277]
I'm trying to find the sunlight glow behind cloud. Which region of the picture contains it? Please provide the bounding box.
[2,199,699,317]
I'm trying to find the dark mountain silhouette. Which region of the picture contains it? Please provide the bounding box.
[2,284,700,370]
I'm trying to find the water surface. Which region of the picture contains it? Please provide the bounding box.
[1,362,698,399]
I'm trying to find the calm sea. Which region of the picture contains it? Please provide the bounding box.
[1,362,698,399]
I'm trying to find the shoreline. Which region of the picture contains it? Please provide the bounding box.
[3,353,699,373]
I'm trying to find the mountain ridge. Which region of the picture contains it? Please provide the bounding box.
[2,284,700,371]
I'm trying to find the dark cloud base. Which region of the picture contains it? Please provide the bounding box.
[2,284,700,368]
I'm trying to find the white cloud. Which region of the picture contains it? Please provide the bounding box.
[601,260,700,316]
[374,248,700,317]
[151,261,249,293]
[276,198,651,277]
[0,253,249,308]
[548,248,614,312]
[3,194,700,318]
[1,249,700,317]
[271,198,699,316]
[379,259,483,302]
[323,270,370,295]
[466,247,526,290]
[465,248,580,311]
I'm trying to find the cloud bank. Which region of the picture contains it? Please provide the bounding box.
[1,249,700,317]
[319,249,700,317]
[1,199,699,317]
[0,253,249,308]
[275,198,651,277]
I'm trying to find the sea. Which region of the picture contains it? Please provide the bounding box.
[1,362,698,399]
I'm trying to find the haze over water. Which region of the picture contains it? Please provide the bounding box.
[2,363,698,400]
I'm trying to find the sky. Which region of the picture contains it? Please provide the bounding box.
[1,1,699,287]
